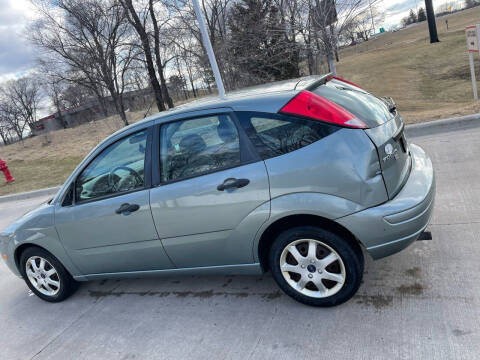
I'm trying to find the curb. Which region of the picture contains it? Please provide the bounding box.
[405,113,480,138]
[0,186,60,204]
[1,113,480,203]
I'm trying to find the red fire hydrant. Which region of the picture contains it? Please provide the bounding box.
[0,159,15,183]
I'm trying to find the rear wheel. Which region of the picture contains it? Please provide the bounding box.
[269,226,363,307]
[20,247,78,302]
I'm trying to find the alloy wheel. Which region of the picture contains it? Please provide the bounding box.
[25,256,61,297]
[279,239,346,298]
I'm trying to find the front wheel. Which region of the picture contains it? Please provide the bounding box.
[20,247,78,302]
[269,226,363,307]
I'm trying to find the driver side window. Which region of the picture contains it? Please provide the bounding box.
[75,130,147,203]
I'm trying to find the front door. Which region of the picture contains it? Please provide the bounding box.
[55,128,174,275]
[150,113,270,268]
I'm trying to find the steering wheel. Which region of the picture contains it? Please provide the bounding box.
[108,166,143,192]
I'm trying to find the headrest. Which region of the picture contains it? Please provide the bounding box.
[179,134,207,153]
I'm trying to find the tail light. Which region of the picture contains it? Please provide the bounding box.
[279,90,368,129]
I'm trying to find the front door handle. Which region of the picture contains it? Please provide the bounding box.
[115,203,140,215]
[217,178,250,191]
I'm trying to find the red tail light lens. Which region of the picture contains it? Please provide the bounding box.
[279,90,368,129]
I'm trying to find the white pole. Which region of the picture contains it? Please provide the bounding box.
[191,0,226,98]
[368,0,375,37]
[469,52,478,100]
[328,53,336,75]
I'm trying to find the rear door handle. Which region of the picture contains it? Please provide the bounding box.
[115,203,140,215]
[217,178,250,191]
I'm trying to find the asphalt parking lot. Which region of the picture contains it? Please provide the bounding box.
[1,126,479,360]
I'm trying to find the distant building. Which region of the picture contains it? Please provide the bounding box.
[31,88,154,136]
[32,114,62,135]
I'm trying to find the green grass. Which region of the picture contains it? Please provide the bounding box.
[337,6,480,123]
[0,157,83,196]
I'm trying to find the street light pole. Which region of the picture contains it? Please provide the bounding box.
[425,0,440,43]
[191,0,226,98]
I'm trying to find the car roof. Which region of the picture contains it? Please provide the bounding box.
[122,75,329,132]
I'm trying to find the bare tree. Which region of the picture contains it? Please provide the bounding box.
[354,4,383,41]
[30,0,136,125]
[37,68,69,129]
[0,77,43,139]
[120,0,174,111]
[0,116,13,145]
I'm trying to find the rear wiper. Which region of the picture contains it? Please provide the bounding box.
[381,96,397,113]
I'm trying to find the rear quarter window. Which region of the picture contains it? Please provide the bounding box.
[236,112,339,160]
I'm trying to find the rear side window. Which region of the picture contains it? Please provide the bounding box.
[160,114,241,182]
[236,112,339,160]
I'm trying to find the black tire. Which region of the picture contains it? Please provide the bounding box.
[19,247,78,303]
[269,226,364,307]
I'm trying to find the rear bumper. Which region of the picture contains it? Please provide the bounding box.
[337,144,435,259]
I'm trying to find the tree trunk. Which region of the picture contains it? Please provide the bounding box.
[205,78,212,94]
[108,84,128,126]
[184,63,197,97]
[0,131,8,145]
[122,0,166,112]
[175,58,189,100]
[55,104,67,129]
[158,68,173,108]
[149,0,174,109]
[190,76,197,98]
[93,91,109,118]
[13,125,23,141]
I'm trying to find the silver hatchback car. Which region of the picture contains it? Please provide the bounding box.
[0,75,435,306]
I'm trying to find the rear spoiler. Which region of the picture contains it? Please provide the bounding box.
[294,73,333,91]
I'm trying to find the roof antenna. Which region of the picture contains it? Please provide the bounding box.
[192,0,226,99]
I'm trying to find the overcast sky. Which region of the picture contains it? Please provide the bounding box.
[0,0,465,82]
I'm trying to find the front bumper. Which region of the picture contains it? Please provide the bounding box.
[0,232,21,277]
[337,143,435,259]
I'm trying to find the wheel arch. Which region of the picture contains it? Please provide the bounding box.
[13,242,81,280]
[257,214,362,271]
[14,243,49,274]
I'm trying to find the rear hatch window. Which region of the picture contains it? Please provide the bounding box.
[313,79,395,128]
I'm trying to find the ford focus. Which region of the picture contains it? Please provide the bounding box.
[0,75,435,306]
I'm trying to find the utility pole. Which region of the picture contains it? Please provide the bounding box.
[425,0,440,43]
[191,0,226,98]
[368,0,375,36]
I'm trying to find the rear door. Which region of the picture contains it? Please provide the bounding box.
[313,79,411,198]
[149,111,270,268]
